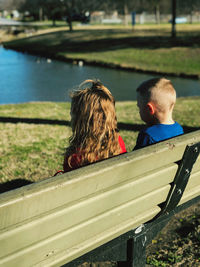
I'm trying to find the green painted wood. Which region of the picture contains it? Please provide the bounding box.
[179,184,200,205]
[1,130,200,267]
[179,171,200,205]
[191,155,200,174]
[2,129,199,230]
[0,164,177,259]
[34,208,160,267]
[0,153,177,230]
[186,171,200,191]
[1,186,169,267]
[178,144,200,205]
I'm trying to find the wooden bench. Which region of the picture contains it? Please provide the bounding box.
[1,130,200,267]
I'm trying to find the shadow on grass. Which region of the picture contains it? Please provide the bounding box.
[119,123,199,134]
[0,116,199,133]
[56,35,200,53]
[3,29,200,54]
[0,179,33,194]
[0,116,71,127]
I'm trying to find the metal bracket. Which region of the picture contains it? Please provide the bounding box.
[160,141,200,214]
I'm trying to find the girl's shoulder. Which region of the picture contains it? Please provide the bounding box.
[118,135,127,154]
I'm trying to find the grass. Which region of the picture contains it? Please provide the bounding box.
[146,207,200,266]
[0,102,71,182]
[0,99,200,266]
[2,24,200,78]
[0,97,200,183]
[1,24,200,265]
[62,47,200,76]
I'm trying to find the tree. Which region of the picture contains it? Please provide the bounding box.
[0,0,26,12]
[18,0,43,21]
[148,0,162,24]
[177,0,200,23]
[18,0,65,24]
[61,0,105,31]
[15,0,104,30]
[41,0,63,26]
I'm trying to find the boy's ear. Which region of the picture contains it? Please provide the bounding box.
[147,102,155,115]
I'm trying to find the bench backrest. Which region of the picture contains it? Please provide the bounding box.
[1,130,200,267]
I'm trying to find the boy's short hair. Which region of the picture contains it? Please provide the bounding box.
[137,77,176,112]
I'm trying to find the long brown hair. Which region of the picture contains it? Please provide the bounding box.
[66,79,121,167]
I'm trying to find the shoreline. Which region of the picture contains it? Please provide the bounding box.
[56,54,200,80]
[2,24,200,81]
[3,44,200,80]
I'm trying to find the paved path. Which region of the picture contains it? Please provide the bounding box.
[0,18,47,26]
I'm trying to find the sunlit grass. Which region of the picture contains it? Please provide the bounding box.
[61,47,200,76]
[0,98,200,183]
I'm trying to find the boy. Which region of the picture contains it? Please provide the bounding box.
[134,77,184,150]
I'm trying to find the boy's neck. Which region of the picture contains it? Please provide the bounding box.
[159,118,175,125]
[148,112,175,126]
[155,112,174,125]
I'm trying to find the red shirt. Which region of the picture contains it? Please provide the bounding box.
[63,135,127,173]
[118,135,127,154]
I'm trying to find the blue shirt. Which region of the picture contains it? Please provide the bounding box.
[134,122,184,150]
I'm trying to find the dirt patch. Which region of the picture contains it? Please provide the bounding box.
[146,202,200,266]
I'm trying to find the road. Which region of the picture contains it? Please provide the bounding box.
[0,18,48,26]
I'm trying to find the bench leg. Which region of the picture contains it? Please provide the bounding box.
[125,215,172,267]
[127,234,147,267]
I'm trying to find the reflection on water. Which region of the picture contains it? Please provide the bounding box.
[0,46,200,104]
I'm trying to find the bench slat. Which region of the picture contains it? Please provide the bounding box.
[2,208,160,267]
[191,156,200,174]
[0,164,177,258]
[0,129,193,230]
[35,207,160,267]
[0,162,177,231]
[179,185,200,205]
[1,186,169,267]
[179,171,200,205]
[0,153,179,230]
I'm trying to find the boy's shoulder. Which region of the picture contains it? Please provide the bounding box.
[134,122,183,150]
[144,122,184,140]
[145,121,181,131]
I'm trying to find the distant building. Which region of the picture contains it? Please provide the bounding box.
[91,10,122,24]
[90,10,200,25]
[1,9,20,19]
[11,10,20,19]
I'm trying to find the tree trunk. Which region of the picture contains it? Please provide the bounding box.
[155,4,160,24]
[52,19,56,26]
[124,1,129,26]
[68,20,73,31]
[39,7,43,21]
[171,0,176,38]
[190,12,193,24]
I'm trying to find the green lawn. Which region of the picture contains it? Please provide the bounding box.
[0,99,200,266]
[0,97,200,183]
[61,47,200,77]
[1,24,200,267]
[3,24,200,78]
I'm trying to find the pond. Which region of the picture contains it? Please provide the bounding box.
[0,46,200,104]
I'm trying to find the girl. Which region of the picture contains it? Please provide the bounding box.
[63,79,127,172]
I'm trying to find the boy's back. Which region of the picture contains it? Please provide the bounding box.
[134,122,184,150]
[134,77,184,150]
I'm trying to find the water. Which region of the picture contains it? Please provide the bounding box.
[0,46,200,104]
